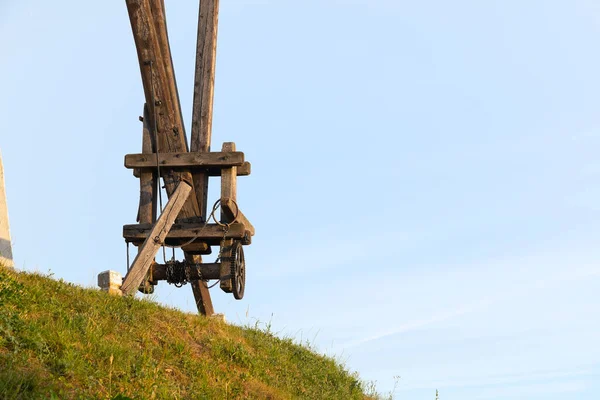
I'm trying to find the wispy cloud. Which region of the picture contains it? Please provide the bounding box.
[336,248,600,350]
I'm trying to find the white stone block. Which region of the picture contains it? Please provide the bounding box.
[98,270,123,296]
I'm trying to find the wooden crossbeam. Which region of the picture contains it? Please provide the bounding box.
[133,162,251,178]
[123,222,246,243]
[121,181,192,295]
[125,151,244,169]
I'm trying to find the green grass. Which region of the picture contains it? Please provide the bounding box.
[0,265,378,399]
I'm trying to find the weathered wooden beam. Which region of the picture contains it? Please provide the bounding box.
[220,142,237,292]
[126,0,200,217]
[149,0,187,144]
[124,222,245,243]
[137,104,158,224]
[221,197,255,237]
[121,181,192,295]
[190,0,220,220]
[220,142,238,219]
[136,104,158,294]
[186,253,215,315]
[188,0,220,316]
[191,0,219,154]
[125,151,244,169]
[133,162,251,178]
[149,262,220,281]
[208,162,251,177]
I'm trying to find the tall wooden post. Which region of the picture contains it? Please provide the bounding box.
[0,149,14,267]
[188,0,220,316]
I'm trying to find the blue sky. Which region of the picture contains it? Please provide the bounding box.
[1,0,600,398]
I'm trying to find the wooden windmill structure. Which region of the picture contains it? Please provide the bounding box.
[117,0,254,316]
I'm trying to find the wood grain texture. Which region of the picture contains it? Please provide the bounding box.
[125,0,200,218]
[220,142,237,224]
[133,162,251,178]
[186,254,215,315]
[190,0,220,227]
[125,151,244,169]
[149,0,187,145]
[121,181,192,295]
[219,142,237,292]
[123,222,245,242]
[191,0,219,154]
[188,0,220,314]
[137,104,158,224]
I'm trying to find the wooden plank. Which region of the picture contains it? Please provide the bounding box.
[136,104,158,294]
[121,181,192,295]
[123,222,245,241]
[149,0,188,145]
[189,0,220,314]
[125,0,200,218]
[133,161,251,178]
[220,143,238,223]
[220,142,237,292]
[221,197,255,236]
[207,162,250,177]
[190,0,220,221]
[190,0,220,154]
[137,104,158,224]
[125,151,244,169]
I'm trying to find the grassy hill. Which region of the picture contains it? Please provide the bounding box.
[0,265,379,399]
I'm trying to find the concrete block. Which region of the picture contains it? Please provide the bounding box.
[98,270,123,296]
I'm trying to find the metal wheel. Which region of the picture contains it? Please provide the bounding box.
[231,241,245,300]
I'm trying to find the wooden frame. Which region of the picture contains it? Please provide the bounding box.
[121,181,192,295]
[120,0,254,316]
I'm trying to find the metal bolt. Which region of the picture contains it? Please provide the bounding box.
[155,100,162,106]
[139,116,144,122]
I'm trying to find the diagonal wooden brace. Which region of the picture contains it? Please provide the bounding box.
[121,180,192,295]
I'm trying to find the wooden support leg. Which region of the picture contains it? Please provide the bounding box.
[187,254,215,316]
[121,181,192,295]
[220,142,237,292]
[188,0,220,315]
[137,104,158,294]
[137,104,157,224]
